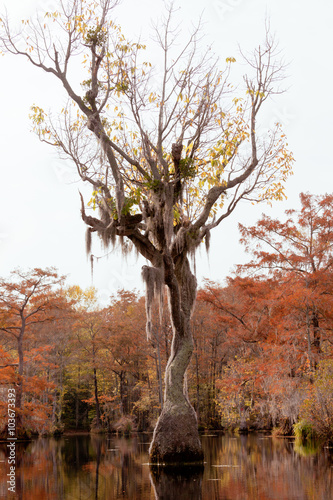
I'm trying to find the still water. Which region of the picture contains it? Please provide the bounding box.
[0,432,332,499]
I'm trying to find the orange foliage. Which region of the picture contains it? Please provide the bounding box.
[1,193,333,436]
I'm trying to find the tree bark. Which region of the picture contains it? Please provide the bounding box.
[16,326,24,430]
[93,366,102,429]
[195,349,201,424]
[76,367,80,429]
[312,309,321,370]
[154,327,164,410]
[149,258,203,464]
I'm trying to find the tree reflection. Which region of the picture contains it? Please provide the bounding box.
[150,465,204,500]
[0,434,332,499]
[91,436,102,500]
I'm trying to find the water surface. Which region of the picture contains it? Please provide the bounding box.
[0,432,332,499]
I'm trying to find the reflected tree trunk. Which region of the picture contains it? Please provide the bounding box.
[150,465,203,500]
[93,438,101,500]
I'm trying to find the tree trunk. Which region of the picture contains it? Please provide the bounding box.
[305,305,314,376]
[119,371,125,415]
[155,326,164,411]
[76,367,80,429]
[93,367,102,429]
[194,347,200,425]
[58,358,64,427]
[312,309,321,370]
[149,257,203,464]
[16,330,24,430]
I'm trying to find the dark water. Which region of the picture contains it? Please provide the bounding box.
[0,432,332,499]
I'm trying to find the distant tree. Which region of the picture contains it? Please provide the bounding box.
[103,291,149,421]
[38,303,77,432]
[73,311,106,429]
[0,268,65,432]
[0,1,294,462]
[239,192,333,370]
[190,296,228,427]
[199,278,310,431]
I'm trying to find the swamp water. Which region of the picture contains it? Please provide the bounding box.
[0,432,332,499]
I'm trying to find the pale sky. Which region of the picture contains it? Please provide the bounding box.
[0,0,332,304]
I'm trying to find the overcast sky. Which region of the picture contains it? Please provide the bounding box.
[0,0,332,304]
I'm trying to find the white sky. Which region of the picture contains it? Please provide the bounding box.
[0,0,332,304]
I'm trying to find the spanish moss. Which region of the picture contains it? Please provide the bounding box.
[142,265,164,342]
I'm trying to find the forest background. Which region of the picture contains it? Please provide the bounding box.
[1,192,333,442]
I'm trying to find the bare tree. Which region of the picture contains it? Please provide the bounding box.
[0,0,294,462]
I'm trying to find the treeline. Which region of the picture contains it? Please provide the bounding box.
[0,193,333,442]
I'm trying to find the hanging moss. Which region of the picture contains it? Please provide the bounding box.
[86,228,93,256]
[205,229,211,254]
[141,265,165,342]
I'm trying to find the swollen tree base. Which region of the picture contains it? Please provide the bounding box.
[149,400,204,465]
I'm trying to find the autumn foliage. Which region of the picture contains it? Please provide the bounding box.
[0,193,333,442]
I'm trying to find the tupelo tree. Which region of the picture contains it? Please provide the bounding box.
[0,0,294,463]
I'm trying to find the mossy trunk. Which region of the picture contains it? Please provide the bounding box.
[149,257,203,464]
